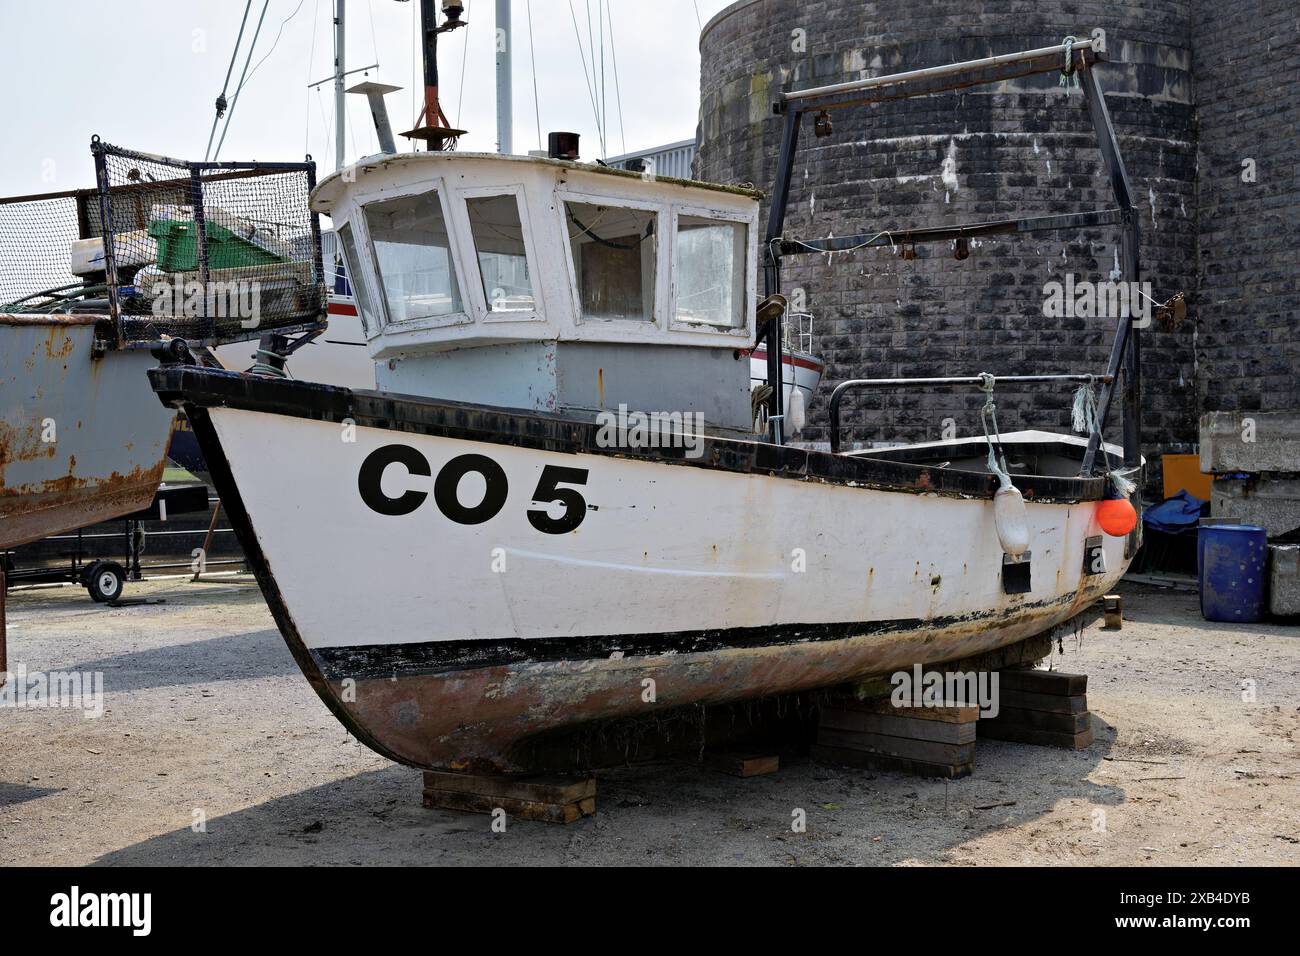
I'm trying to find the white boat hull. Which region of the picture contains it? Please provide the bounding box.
[153,367,1132,772]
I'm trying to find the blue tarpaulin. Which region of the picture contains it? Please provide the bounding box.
[1143,490,1209,534]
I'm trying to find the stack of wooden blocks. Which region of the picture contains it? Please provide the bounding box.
[976,669,1093,749]
[422,771,596,824]
[813,697,979,778]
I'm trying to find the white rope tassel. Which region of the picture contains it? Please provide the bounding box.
[1109,469,1137,498]
[1071,378,1097,434]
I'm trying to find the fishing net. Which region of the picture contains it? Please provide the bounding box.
[0,191,94,311]
[0,139,326,346]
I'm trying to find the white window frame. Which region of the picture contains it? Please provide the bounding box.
[332,214,386,342]
[667,204,754,339]
[556,186,670,332]
[454,183,544,325]
[358,176,473,333]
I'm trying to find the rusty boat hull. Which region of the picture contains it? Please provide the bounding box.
[1,315,175,549]
[151,365,1136,774]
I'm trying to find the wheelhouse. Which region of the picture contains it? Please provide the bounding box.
[311,153,762,432]
[312,153,760,355]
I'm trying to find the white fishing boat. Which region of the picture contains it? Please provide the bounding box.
[148,27,1150,774]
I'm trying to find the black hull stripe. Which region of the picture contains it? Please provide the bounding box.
[148,365,1113,503]
[309,591,1086,681]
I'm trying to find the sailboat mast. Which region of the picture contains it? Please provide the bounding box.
[496,0,512,154]
[334,0,346,170]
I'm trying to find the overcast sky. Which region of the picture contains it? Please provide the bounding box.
[0,0,736,197]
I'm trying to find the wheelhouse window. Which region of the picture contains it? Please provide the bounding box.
[336,222,376,334]
[674,215,746,329]
[364,191,463,322]
[565,201,656,322]
[467,195,535,313]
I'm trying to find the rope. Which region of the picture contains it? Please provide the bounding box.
[751,384,773,433]
[1070,377,1137,497]
[977,373,1013,487]
[249,347,292,378]
[1059,35,1081,94]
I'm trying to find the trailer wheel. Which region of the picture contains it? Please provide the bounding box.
[85,562,126,603]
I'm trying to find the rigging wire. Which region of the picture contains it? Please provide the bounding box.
[205,0,254,161]
[566,0,603,156]
[598,0,606,158]
[692,0,702,31]
[237,0,308,92]
[304,0,322,156]
[525,0,542,151]
[454,0,472,131]
[606,0,626,158]
[213,0,272,161]
[584,0,604,155]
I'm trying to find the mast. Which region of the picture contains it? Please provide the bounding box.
[495,0,512,154]
[334,0,346,171]
[402,0,468,150]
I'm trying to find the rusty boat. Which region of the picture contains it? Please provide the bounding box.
[146,30,1148,774]
[0,140,328,552]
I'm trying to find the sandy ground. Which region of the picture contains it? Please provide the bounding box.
[1,574,1297,866]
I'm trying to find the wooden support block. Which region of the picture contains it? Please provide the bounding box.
[977,723,1095,750]
[817,728,975,766]
[702,749,780,778]
[998,689,1089,714]
[812,744,972,779]
[820,709,976,744]
[982,705,1090,735]
[1103,594,1123,629]
[817,696,979,778]
[828,696,980,724]
[422,771,596,824]
[996,669,1087,696]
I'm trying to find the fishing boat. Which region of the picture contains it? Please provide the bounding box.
[147,22,1146,775]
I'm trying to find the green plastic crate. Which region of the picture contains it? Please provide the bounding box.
[147,218,285,272]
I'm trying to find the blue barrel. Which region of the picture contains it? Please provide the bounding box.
[1198,524,1269,622]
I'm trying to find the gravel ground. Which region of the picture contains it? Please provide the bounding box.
[2,574,1297,866]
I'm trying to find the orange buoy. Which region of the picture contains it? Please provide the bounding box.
[1097,496,1138,537]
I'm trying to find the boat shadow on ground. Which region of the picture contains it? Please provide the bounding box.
[74,629,300,693]
[93,717,1124,865]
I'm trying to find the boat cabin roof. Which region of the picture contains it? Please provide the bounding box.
[312,151,763,207]
[310,152,762,357]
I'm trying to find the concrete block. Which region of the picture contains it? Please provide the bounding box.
[1200,411,1300,474]
[1269,544,1300,617]
[1212,477,1300,537]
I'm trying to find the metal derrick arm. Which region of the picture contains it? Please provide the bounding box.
[762,30,1142,476]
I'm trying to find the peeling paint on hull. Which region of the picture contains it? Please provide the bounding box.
[328,588,1110,773]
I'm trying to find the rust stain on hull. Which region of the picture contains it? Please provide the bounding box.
[320,586,1111,774]
[0,462,165,550]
